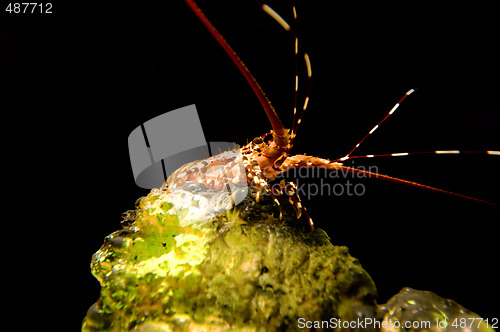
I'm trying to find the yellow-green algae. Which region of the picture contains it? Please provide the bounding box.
[83,186,495,331]
[83,187,378,331]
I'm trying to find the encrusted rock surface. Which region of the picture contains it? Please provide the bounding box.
[82,184,378,331]
[378,287,494,332]
[83,183,493,331]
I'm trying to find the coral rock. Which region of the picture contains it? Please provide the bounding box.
[83,185,378,331]
[378,287,494,332]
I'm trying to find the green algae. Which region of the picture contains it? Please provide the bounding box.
[83,187,378,331]
[84,185,494,331]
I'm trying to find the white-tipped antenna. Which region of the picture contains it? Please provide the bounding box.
[259,1,312,143]
[262,5,291,31]
[337,150,500,162]
[342,88,417,160]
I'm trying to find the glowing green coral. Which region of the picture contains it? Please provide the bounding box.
[84,185,493,331]
[83,187,378,331]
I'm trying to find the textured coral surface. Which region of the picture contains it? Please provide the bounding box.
[83,184,494,331]
[379,288,494,332]
[83,185,378,331]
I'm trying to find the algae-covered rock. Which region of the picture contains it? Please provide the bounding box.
[378,287,495,332]
[83,184,378,331]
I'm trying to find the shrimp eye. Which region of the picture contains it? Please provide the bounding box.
[253,137,263,144]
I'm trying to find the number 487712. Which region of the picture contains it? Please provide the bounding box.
[450,317,498,329]
[5,3,52,14]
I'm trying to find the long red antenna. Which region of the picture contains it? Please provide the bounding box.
[277,155,500,207]
[338,164,499,207]
[184,0,286,144]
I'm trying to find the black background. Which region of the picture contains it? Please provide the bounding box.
[2,1,499,330]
